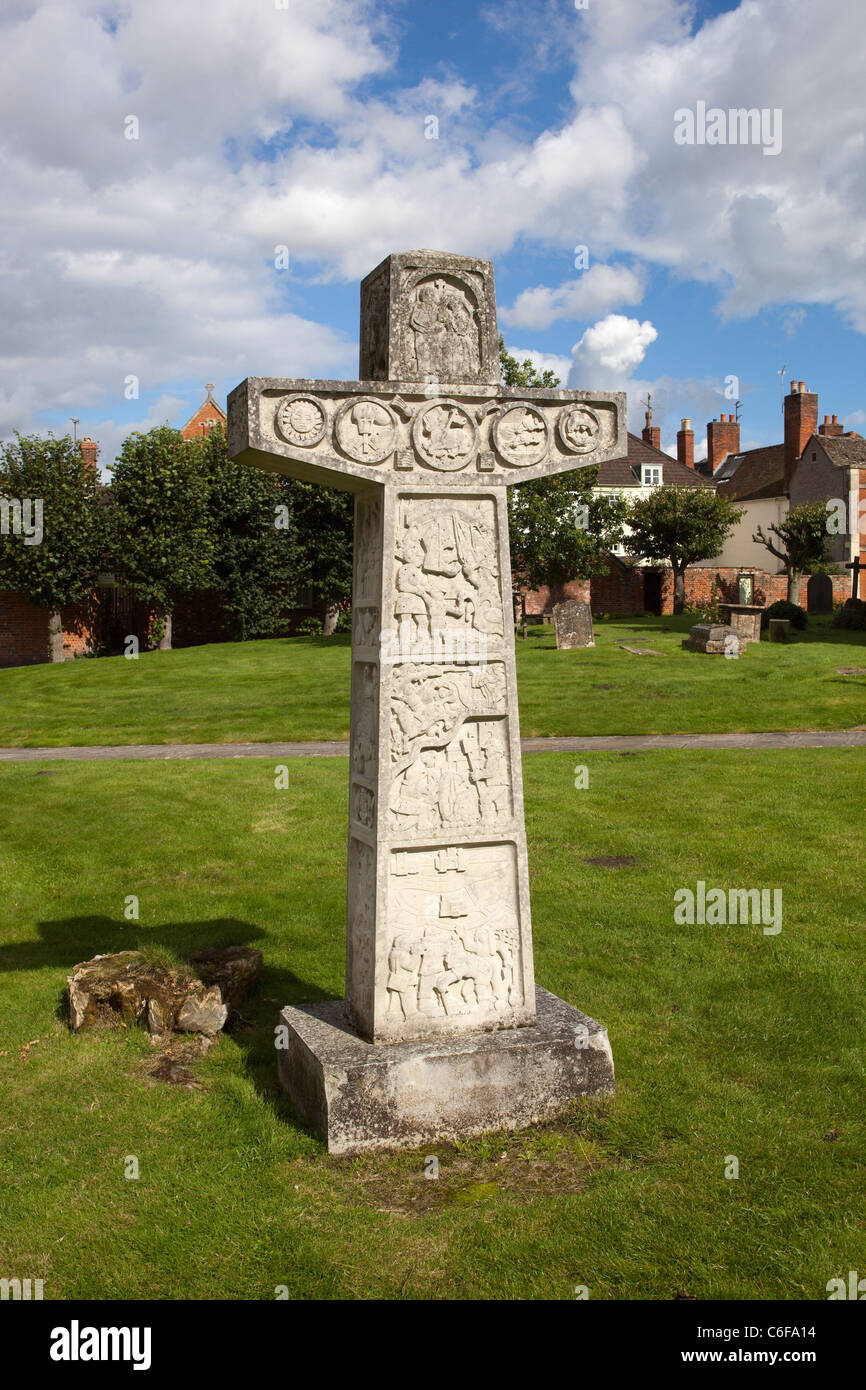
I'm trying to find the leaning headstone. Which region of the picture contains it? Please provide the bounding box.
[806,572,833,614]
[228,249,625,1154]
[553,599,594,649]
[683,623,742,655]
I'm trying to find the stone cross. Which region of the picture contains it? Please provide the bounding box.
[228,250,623,1150]
[845,555,861,600]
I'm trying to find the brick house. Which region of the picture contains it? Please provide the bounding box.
[711,380,864,600]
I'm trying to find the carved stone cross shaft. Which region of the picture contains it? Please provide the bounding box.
[228,250,625,1053]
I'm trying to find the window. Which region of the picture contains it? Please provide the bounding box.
[642,466,662,486]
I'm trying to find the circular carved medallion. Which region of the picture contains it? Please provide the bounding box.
[275,395,327,448]
[492,403,550,467]
[412,399,477,471]
[334,397,398,464]
[558,404,600,454]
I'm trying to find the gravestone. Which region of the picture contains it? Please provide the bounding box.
[228,249,624,1153]
[806,572,833,614]
[552,599,594,649]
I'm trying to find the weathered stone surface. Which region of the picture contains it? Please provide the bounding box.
[190,946,262,1009]
[276,986,614,1155]
[719,603,763,644]
[683,623,743,655]
[67,951,227,1037]
[553,599,594,650]
[229,249,621,1150]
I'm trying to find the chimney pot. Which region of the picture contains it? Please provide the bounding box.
[832,414,838,423]
[790,380,797,393]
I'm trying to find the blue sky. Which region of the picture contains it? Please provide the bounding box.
[1,0,863,469]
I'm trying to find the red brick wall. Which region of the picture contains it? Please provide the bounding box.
[0,590,97,668]
[523,579,590,616]
[521,565,852,620]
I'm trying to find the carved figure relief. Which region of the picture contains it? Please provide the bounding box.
[275,395,327,447]
[492,404,550,467]
[389,718,511,832]
[354,493,382,605]
[335,398,398,464]
[351,784,375,830]
[352,606,379,648]
[405,277,480,381]
[393,498,503,638]
[385,843,522,1024]
[351,661,378,778]
[412,400,477,470]
[389,662,507,762]
[558,404,600,454]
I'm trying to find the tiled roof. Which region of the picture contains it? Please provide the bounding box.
[715,444,785,501]
[594,433,713,487]
[815,434,866,468]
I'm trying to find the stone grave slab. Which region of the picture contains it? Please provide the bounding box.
[683,623,743,655]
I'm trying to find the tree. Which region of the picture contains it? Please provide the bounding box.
[625,485,744,613]
[753,502,832,602]
[285,480,354,634]
[499,338,626,593]
[197,426,299,641]
[0,433,106,661]
[109,426,212,650]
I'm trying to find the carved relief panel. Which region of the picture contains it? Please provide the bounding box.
[384,842,524,1035]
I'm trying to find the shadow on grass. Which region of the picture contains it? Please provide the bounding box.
[0,913,333,1138]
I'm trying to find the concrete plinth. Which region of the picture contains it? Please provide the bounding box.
[277,985,614,1155]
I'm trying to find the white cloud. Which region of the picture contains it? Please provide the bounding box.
[1,0,865,460]
[502,264,644,331]
[569,315,658,384]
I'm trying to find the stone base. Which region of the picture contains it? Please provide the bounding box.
[683,622,744,654]
[276,985,614,1155]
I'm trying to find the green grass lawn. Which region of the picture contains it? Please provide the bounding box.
[0,614,865,747]
[1,750,863,1299]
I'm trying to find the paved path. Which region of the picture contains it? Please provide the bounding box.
[1,729,865,762]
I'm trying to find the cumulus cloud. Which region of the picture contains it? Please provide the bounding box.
[569,315,658,384]
[1,0,864,459]
[502,264,645,331]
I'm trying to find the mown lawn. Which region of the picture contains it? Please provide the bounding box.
[1,750,863,1300]
[0,614,864,747]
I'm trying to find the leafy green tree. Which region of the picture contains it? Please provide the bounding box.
[284,480,354,634]
[197,426,298,641]
[109,426,212,650]
[498,335,561,390]
[0,433,106,661]
[624,485,744,613]
[753,502,832,603]
[499,339,626,594]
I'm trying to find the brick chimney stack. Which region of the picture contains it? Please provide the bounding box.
[79,437,98,473]
[783,380,819,491]
[641,405,660,452]
[818,413,844,437]
[676,417,694,468]
[706,413,741,474]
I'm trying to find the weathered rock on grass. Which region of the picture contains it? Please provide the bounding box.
[66,947,262,1038]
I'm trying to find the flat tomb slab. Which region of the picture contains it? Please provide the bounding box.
[277,985,614,1155]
